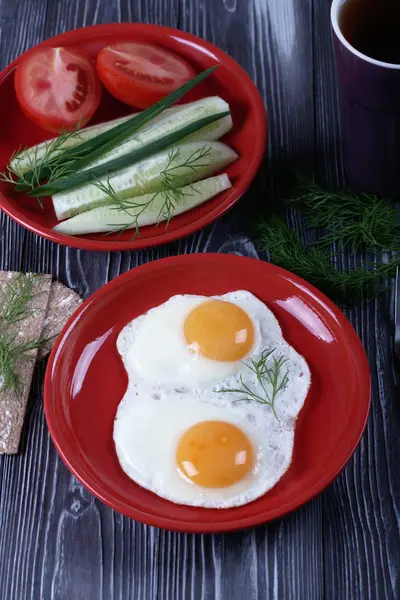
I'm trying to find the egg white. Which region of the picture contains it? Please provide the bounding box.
[114,291,311,508]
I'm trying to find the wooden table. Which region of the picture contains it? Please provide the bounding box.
[0,1,399,598]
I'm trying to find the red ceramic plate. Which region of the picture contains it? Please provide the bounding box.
[0,24,266,251]
[44,254,371,533]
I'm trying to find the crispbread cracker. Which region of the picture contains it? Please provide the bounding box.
[0,273,82,454]
[38,281,82,358]
[0,272,52,454]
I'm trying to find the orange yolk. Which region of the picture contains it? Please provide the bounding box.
[183,300,254,362]
[176,420,253,488]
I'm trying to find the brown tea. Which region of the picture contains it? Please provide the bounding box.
[339,0,400,64]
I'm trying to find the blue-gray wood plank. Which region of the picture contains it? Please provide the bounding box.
[0,0,398,598]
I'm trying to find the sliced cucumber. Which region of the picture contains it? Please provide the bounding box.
[52,141,238,220]
[79,97,231,173]
[53,174,232,235]
[182,112,232,144]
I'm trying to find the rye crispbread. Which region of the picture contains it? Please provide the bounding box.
[0,273,82,454]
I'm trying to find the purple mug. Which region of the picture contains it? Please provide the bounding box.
[331,0,400,197]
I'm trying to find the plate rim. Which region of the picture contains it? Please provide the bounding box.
[44,254,371,533]
[0,22,267,251]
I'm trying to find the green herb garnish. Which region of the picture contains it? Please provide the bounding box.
[0,332,44,393]
[0,126,85,194]
[257,215,399,306]
[0,274,45,393]
[0,273,37,325]
[217,348,289,420]
[159,146,213,187]
[283,174,400,251]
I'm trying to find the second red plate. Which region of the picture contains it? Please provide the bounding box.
[44,254,371,533]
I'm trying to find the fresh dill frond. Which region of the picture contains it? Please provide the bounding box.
[0,124,84,195]
[0,331,20,392]
[94,146,210,238]
[99,180,194,239]
[0,330,44,393]
[92,178,157,239]
[0,274,48,394]
[20,126,86,189]
[284,174,400,251]
[256,215,400,306]
[0,148,23,186]
[160,146,213,186]
[217,348,289,420]
[0,273,37,325]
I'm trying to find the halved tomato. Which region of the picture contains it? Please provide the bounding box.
[96,42,196,109]
[15,47,101,133]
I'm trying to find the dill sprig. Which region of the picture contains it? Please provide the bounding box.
[284,174,400,251]
[0,274,46,394]
[0,331,44,393]
[159,146,213,186]
[0,273,37,325]
[217,349,289,420]
[257,215,400,306]
[95,146,211,237]
[0,126,84,194]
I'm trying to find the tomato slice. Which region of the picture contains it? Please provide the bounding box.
[15,47,101,133]
[96,42,196,109]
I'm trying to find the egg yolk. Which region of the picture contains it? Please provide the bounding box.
[183,300,254,362]
[176,420,253,488]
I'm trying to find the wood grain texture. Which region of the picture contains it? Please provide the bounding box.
[0,0,399,598]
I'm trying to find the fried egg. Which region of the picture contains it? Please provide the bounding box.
[113,291,311,508]
[117,291,282,388]
[114,390,296,507]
